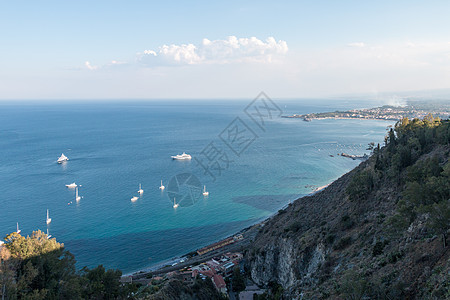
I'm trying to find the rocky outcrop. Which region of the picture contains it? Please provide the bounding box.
[250,238,298,288]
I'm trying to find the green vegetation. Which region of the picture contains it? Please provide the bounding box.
[347,115,450,247]
[0,231,136,299]
[340,215,354,230]
[247,115,449,299]
[231,266,245,293]
[337,116,450,298]
[339,270,369,300]
[333,236,352,250]
[372,240,389,257]
[346,169,376,202]
[267,281,284,300]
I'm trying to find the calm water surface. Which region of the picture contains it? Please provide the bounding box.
[0,99,393,273]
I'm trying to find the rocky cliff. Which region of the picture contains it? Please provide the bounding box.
[246,117,449,299]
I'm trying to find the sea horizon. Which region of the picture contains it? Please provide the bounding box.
[0,99,394,273]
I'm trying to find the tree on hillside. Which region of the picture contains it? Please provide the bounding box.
[346,169,377,202]
[232,266,246,292]
[80,265,124,299]
[428,200,450,248]
[1,230,135,299]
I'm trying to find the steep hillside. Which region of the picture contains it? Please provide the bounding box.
[246,116,449,299]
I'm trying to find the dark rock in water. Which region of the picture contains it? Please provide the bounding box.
[339,152,368,160]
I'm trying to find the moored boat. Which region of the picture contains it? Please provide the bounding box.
[75,187,81,201]
[57,153,69,163]
[202,185,209,196]
[171,152,192,160]
[46,209,52,224]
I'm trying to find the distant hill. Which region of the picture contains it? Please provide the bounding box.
[246,115,449,299]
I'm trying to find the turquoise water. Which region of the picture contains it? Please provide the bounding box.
[0,99,393,273]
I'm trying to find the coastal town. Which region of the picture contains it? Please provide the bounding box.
[122,225,266,299]
[283,101,450,121]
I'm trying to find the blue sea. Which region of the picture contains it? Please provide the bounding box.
[0,99,393,273]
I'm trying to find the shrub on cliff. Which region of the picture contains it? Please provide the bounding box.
[346,169,377,202]
[1,231,136,299]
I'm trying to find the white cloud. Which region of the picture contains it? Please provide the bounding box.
[85,60,128,71]
[158,43,201,65]
[137,36,288,66]
[76,40,450,99]
[85,61,98,70]
[347,42,366,48]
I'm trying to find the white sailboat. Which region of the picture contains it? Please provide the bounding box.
[131,196,139,202]
[65,182,77,188]
[138,184,144,195]
[16,222,21,234]
[159,180,165,190]
[75,187,81,201]
[202,185,209,196]
[46,228,52,239]
[57,153,69,163]
[173,197,179,208]
[46,209,52,225]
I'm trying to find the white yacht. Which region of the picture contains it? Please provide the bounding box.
[202,185,209,196]
[46,228,52,239]
[65,182,77,188]
[16,222,21,234]
[138,184,144,195]
[131,196,139,202]
[171,152,192,160]
[159,180,165,190]
[57,153,69,163]
[46,209,52,225]
[75,187,81,201]
[173,197,179,208]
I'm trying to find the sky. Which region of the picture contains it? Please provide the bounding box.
[1,0,450,100]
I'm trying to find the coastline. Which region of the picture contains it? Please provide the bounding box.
[126,180,334,280]
[282,102,450,122]
[283,116,400,121]
[313,184,330,192]
[1,102,394,273]
[125,219,263,278]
